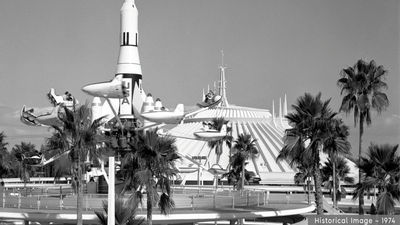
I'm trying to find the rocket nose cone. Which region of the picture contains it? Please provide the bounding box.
[121,0,137,11]
[82,85,89,93]
[82,85,95,96]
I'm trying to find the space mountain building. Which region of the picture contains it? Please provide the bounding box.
[166,65,299,185]
[168,67,358,185]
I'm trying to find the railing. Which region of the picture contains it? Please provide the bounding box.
[2,177,71,188]
[0,186,310,211]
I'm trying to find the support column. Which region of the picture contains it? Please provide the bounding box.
[107,156,115,225]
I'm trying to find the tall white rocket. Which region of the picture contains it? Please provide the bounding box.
[116,0,145,118]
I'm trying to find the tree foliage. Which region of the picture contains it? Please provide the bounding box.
[228,133,258,190]
[354,143,400,215]
[45,103,105,225]
[338,59,389,126]
[95,194,146,225]
[338,59,390,214]
[120,129,180,225]
[0,132,14,178]
[207,117,232,165]
[11,142,37,183]
[277,92,347,214]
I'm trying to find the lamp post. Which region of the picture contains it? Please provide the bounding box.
[209,164,226,191]
[192,156,207,188]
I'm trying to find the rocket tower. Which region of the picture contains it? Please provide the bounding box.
[116,0,145,118]
[85,0,146,123]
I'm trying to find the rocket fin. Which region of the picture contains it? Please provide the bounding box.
[174,104,184,114]
[132,81,144,113]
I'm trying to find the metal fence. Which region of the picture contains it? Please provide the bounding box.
[0,186,309,211]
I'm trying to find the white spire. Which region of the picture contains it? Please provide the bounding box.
[283,94,288,116]
[279,97,282,118]
[272,100,275,119]
[202,89,205,102]
[218,50,229,107]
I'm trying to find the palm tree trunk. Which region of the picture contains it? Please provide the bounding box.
[229,144,232,171]
[307,178,311,205]
[23,165,27,197]
[332,157,337,209]
[358,114,364,215]
[147,191,153,225]
[216,143,221,165]
[241,161,245,190]
[313,164,324,215]
[77,151,83,225]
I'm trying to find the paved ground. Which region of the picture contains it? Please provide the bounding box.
[0,205,314,225]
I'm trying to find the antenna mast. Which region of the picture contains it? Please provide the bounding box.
[219,50,229,107]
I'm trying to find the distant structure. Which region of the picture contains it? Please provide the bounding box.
[167,59,295,185]
[218,50,229,107]
[167,63,358,185]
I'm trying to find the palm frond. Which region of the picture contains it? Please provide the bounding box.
[158,193,175,215]
[377,191,395,215]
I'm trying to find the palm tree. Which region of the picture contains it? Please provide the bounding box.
[321,157,354,205]
[277,93,338,214]
[231,133,258,190]
[354,143,400,215]
[337,59,390,214]
[223,150,245,190]
[11,142,37,191]
[0,132,7,152]
[120,129,180,225]
[323,118,351,208]
[207,117,232,165]
[46,103,105,225]
[293,159,314,205]
[43,133,73,179]
[0,132,13,179]
[95,194,146,225]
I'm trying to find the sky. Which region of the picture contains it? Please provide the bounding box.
[0,0,399,156]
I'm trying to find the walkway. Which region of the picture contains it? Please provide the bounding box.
[0,186,314,224]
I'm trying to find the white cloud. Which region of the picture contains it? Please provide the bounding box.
[0,102,11,109]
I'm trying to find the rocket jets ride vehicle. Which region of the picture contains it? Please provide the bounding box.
[20,105,62,127]
[197,90,222,108]
[20,89,78,127]
[82,76,128,99]
[135,103,185,124]
[48,88,78,107]
[193,123,228,141]
[132,93,223,127]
